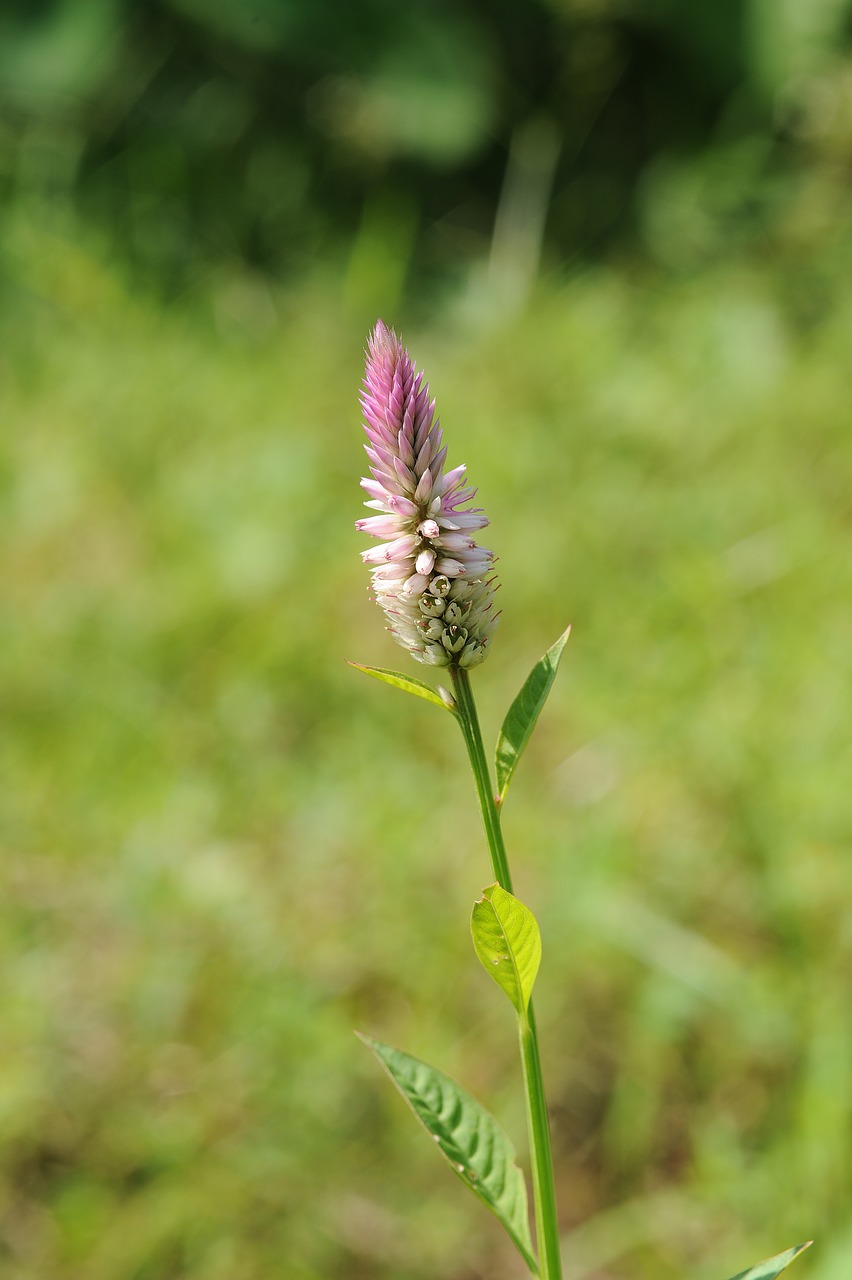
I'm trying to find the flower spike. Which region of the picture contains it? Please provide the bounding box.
[357,321,499,668]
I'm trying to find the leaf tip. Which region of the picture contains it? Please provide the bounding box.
[471,883,497,910]
[549,623,572,661]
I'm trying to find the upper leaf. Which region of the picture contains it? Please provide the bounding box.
[347,662,455,712]
[495,626,570,803]
[358,1034,538,1274]
[471,883,542,1015]
[724,1243,812,1280]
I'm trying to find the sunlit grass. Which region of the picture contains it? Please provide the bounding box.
[1,218,851,1279]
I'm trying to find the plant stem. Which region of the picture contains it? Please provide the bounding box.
[451,666,563,1280]
[450,666,513,892]
[518,1007,561,1280]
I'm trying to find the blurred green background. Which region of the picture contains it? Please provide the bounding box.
[2,1,852,1277]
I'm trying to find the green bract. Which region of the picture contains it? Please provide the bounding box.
[347,662,455,712]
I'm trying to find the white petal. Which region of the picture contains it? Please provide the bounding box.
[403,573,430,597]
[415,549,436,576]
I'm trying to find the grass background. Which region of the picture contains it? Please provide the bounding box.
[2,197,852,1280]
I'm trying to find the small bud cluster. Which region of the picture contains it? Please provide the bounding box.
[357,321,499,667]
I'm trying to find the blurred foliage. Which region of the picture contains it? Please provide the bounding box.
[3,2,852,1279]
[2,205,852,1277]
[1,0,852,293]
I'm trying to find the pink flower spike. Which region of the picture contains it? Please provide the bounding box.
[355,320,498,668]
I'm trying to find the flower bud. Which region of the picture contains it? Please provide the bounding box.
[441,625,469,654]
[419,595,446,618]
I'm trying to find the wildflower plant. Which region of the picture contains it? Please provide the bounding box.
[350,321,810,1280]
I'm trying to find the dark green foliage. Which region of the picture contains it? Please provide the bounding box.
[2,0,851,291]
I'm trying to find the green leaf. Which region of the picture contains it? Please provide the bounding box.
[724,1242,812,1280]
[495,626,570,803]
[347,662,455,712]
[471,883,542,1015]
[358,1034,537,1274]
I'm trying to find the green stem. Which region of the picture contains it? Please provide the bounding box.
[519,1006,561,1280]
[450,666,563,1280]
[450,666,513,892]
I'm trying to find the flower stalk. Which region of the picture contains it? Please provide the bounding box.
[450,667,513,893]
[452,665,563,1280]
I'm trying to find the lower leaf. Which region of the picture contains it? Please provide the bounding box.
[358,1034,538,1274]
